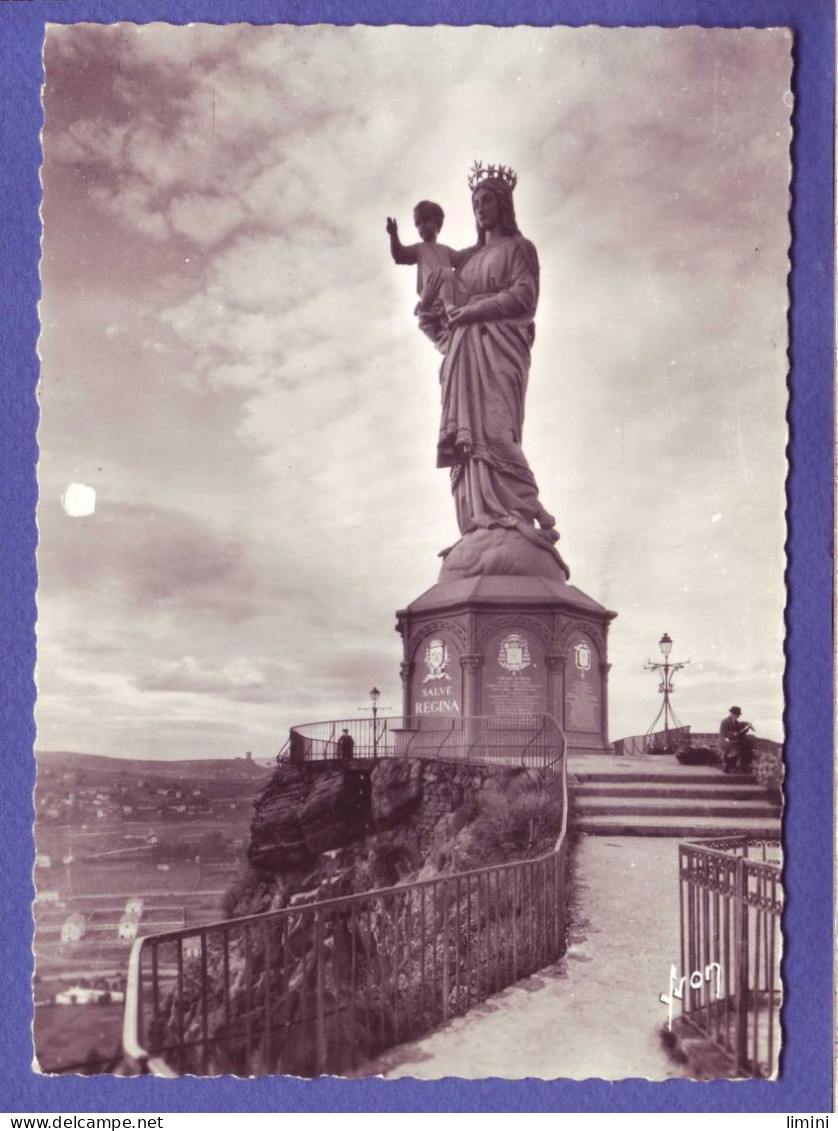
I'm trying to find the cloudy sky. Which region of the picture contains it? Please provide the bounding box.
[37,23,792,760]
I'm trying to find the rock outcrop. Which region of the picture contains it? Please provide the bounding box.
[249,763,369,870]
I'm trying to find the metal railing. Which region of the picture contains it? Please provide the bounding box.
[123,718,569,1077]
[287,713,564,773]
[676,836,782,1078]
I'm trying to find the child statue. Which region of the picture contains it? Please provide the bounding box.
[386,201,468,347]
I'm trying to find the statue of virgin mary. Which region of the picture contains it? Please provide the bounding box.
[423,162,569,581]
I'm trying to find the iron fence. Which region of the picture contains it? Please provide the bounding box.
[123,842,567,1077]
[123,718,569,1076]
[287,713,565,773]
[677,836,782,1078]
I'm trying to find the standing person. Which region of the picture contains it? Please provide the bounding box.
[719,706,755,773]
[336,729,355,763]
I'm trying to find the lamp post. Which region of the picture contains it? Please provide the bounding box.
[644,632,690,753]
[369,687,382,758]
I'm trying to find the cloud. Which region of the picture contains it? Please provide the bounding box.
[38,500,272,622]
[90,182,171,241]
[135,654,268,697]
[168,192,247,245]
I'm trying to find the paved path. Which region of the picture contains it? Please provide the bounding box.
[365,837,687,1080]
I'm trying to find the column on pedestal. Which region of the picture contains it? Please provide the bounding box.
[599,661,611,746]
[399,660,415,720]
[547,654,566,729]
[459,653,484,717]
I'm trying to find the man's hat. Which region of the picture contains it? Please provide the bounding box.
[729,706,742,714]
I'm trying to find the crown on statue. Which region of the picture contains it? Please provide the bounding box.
[468,160,518,193]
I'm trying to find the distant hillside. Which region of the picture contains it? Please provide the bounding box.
[36,750,273,780]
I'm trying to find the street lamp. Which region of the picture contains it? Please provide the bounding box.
[369,687,380,758]
[644,632,690,753]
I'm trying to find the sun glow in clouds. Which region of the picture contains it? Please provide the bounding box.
[61,483,96,517]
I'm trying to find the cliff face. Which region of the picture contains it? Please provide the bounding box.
[249,763,371,870]
[231,758,562,918]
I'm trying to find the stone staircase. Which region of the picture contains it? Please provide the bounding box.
[568,759,782,838]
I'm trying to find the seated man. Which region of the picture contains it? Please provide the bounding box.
[718,705,755,774]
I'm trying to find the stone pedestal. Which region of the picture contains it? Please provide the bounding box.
[395,533,617,756]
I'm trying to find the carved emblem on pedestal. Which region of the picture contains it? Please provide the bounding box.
[573,641,592,677]
[423,637,452,682]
